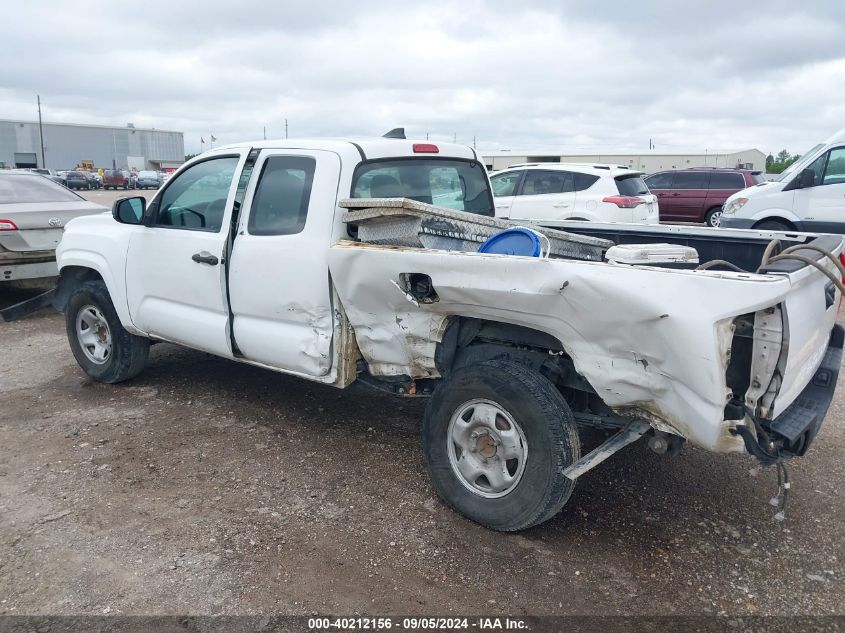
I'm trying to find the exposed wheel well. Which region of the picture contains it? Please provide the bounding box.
[53,266,104,313]
[435,316,596,393]
[429,317,626,429]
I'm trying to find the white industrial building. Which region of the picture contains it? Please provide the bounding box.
[482,148,767,174]
[0,119,185,172]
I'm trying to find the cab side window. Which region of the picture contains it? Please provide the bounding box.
[248,156,316,236]
[155,157,239,231]
[822,148,845,186]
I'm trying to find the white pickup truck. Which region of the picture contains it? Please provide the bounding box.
[52,133,844,531]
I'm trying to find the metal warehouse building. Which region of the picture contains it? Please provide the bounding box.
[0,119,184,172]
[482,148,767,173]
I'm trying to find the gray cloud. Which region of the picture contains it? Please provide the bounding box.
[1,0,843,157]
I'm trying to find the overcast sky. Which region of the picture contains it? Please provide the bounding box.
[2,0,844,156]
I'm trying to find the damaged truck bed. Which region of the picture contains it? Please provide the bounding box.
[51,135,844,531]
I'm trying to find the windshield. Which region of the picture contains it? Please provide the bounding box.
[775,143,824,182]
[138,171,157,178]
[0,174,83,203]
[352,158,494,216]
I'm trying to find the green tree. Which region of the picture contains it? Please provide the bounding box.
[184,153,198,161]
[767,150,801,174]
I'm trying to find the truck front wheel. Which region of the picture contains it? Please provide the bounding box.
[422,360,580,531]
[65,280,150,383]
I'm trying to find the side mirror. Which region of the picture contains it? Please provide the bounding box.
[798,168,816,189]
[112,196,146,225]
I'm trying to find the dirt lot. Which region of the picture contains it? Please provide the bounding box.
[1,288,844,617]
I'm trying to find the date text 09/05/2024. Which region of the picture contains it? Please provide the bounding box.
[307,616,528,630]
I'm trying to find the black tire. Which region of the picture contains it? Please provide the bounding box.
[65,280,150,384]
[423,359,580,531]
[754,219,792,232]
[123,182,129,190]
[704,207,722,227]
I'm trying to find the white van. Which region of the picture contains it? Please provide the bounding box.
[720,128,845,232]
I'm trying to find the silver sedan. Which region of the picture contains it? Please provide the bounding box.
[0,172,107,283]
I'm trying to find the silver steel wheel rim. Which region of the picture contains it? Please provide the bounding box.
[710,210,722,227]
[446,398,528,499]
[75,304,112,365]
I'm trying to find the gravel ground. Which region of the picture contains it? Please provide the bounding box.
[0,291,843,617]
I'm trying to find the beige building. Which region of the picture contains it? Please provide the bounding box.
[482,148,766,174]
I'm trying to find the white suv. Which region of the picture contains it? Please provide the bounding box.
[489,163,659,224]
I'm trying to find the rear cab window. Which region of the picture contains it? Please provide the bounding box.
[615,175,650,196]
[352,158,494,216]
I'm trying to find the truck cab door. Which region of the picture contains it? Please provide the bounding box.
[227,149,341,376]
[124,150,251,357]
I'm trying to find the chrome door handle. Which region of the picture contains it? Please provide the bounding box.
[191,251,219,266]
[552,203,569,208]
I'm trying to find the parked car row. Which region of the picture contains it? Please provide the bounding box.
[487,128,845,229]
[13,167,167,192]
[488,163,758,226]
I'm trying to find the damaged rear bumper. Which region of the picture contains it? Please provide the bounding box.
[761,323,843,458]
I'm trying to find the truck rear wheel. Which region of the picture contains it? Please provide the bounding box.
[65,280,149,383]
[422,360,580,531]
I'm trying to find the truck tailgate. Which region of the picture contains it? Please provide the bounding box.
[762,235,844,418]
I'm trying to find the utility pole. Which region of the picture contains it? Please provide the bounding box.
[285,119,288,139]
[473,135,476,149]
[37,95,46,168]
[263,126,266,140]
[453,132,457,143]
[426,132,429,140]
